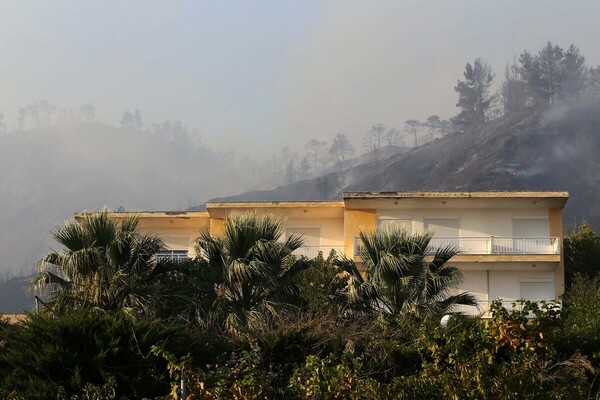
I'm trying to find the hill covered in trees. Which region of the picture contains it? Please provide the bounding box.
[211,99,600,230]
[210,42,600,230]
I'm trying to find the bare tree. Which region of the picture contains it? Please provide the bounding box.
[37,100,56,128]
[404,119,421,147]
[329,133,355,168]
[17,108,27,130]
[28,104,41,128]
[363,123,387,167]
[385,127,403,146]
[501,60,528,115]
[80,104,96,122]
[424,115,441,142]
[305,139,328,175]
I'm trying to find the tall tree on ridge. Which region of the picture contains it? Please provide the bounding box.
[502,60,528,115]
[425,115,441,142]
[561,44,587,101]
[453,58,495,130]
[536,42,564,104]
[37,100,56,128]
[385,126,403,147]
[80,104,96,122]
[404,119,421,147]
[305,139,328,175]
[120,110,134,128]
[329,133,355,168]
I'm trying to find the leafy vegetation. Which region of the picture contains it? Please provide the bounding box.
[1,214,600,398]
[564,223,600,287]
[33,210,168,317]
[192,212,310,334]
[335,227,476,320]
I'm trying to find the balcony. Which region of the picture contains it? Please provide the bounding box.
[155,250,191,263]
[354,236,560,256]
[292,245,345,259]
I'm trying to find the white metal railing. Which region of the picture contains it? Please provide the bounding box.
[427,236,559,255]
[292,246,344,259]
[155,250,190,263]
[354,236,560,256]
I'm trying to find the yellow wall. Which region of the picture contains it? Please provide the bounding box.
[210,218,225,237]
[137,215,210,255]
[343,209,376,258]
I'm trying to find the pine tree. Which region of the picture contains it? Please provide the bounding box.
[453,58,495,130]
[560,44,587,100]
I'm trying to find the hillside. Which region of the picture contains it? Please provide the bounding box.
[0,277,34,313]
[0,123,264,278]
[211,101,600,230]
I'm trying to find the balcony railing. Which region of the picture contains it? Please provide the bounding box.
[155,250,191,263]
[354,236,560,256]
[292,246,345,259]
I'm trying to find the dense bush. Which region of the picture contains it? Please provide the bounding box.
[6,214,599,398]
[555,273,600,372]
[0,311,220,399]
[564,223,600,287]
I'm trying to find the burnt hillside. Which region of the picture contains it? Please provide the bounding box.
[211,100,600,230]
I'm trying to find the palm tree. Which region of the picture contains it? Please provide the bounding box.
[334,226,476,321]
[33,210,167,317]
[193,212,309,334]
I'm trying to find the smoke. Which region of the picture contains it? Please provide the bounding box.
[2,1,600,276]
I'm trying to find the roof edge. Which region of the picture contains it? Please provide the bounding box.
[343,191,569,199]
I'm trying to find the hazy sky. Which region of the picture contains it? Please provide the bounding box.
[2,1,600,153]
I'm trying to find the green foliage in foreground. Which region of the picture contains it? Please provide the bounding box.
[564,223,600,287]
[33,210,167,317]
[334,227,476,320]
[4,215,599,398]
[150,300,596,399]
[0,311,218,400]
[192,211,310,335]
[2,292,599,399]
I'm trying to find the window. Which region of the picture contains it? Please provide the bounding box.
[378,218,413,233]
[512,217,550,253]
[424,218,460,236]
[424,217,460,252]
[513,218,549,237]
[520,281,555,301]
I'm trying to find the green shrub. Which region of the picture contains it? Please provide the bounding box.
[154,344,275,399]
[298,251,348,314]
[0,311,213,399]
[558,274,600,361]
[415,301,594,399]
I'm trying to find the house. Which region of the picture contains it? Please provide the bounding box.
[88,191,568,315]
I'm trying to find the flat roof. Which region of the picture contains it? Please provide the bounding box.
[206,201,345,209]
[343,191,569,199]
[75,210,210,219]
